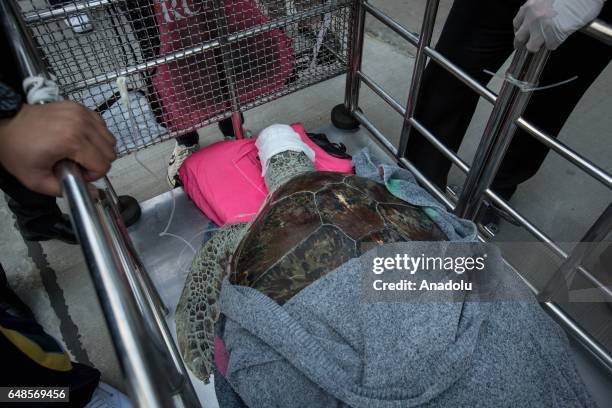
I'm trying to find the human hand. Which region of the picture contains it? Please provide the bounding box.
[513,0,604,52]
[0,101,116,196]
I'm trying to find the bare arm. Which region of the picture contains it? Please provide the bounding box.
[0,101,117,196]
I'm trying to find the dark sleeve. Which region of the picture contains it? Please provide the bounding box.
[0,27,24,96]
[601,1,611,24]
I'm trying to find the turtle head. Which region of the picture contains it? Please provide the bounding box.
[256,124,316,192]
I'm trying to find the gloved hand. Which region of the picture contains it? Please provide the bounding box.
[513,0,604,52]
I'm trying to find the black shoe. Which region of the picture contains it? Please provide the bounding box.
[20,214,78,245]
[477,204,501,239]
[307,133,351,159]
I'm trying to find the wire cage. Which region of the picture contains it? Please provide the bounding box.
[18,0,354,156]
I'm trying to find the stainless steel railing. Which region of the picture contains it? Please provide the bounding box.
[344,0,612,371]
[453,48,551,219]
[0,1,200,406]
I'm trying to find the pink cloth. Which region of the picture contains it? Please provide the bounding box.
[152,0,294,132]
[214,336,230,378]
[179,123,354,226]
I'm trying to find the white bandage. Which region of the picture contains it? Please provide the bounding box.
[255,124,315,176]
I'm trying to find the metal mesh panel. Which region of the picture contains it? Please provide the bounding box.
[18,0,353,156]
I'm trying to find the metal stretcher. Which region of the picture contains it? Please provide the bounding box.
[1,0,611,406]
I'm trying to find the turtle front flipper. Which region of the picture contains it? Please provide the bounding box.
[175,222,247,383]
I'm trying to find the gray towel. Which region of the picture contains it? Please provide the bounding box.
[353,148,477,241]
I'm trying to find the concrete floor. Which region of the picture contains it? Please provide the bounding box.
[2,0,611,398]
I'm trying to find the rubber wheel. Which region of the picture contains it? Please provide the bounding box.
[118,195,141,227]
[331,104,360,131]
[218,112,245,137]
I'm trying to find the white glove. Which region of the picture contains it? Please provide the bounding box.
[513,0,604,52]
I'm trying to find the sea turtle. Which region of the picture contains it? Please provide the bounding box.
[175,132,447,382]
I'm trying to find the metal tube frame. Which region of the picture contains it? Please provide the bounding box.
[0,1,200,406]
[397,0,439,156]
[540,203,612,302]
[344,0,366,112]
[454,47,550,219]
[211,0,244,139]
[99,195,199,405]
[343,0,612,372]
[362,2,418,47]
[582,19,612,46]
[58,164,175,407]
[103,175,121,206]
[23,0,116,23]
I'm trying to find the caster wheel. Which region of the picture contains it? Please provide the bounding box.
[331,104,359,131]
[118,195,141,227]
[218,112,245,137]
